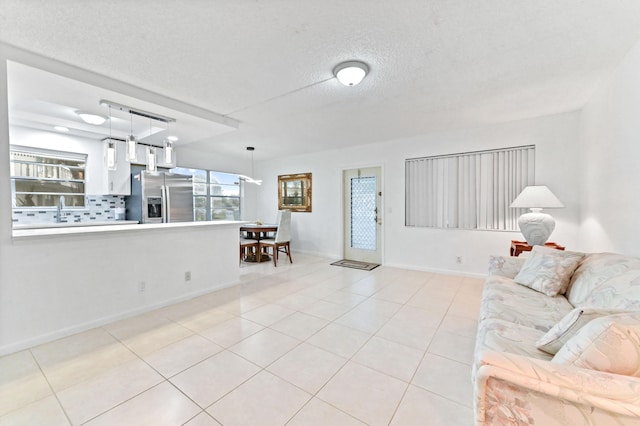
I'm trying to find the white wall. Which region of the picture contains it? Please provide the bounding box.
[578,39,640,256]
[252,112,582,275]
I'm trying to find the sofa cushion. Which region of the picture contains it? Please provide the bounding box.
[552,312,640,377]
[481,276,574,331]
[474,319,552,374]
[513,246,584,296]
[488,255,527,279]
[570,270,640,311]
[565,253,640,308]
[536,308,628,355]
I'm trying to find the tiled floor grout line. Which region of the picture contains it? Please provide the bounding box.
[383,275,446,425]
[4,258,481,425]
[386,274,482,423]
[234,272,407,425]
[275,274,427,425]
[27,349,75,426]
[192,273,360,425]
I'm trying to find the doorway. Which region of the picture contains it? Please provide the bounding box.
[343,167,382,264]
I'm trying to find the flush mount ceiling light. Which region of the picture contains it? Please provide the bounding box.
[333,61,369,86]
[76,111,108,125]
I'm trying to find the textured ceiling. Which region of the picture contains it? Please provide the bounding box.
[1,1,640,160]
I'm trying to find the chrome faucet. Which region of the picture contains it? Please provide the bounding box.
[56,196,65,223]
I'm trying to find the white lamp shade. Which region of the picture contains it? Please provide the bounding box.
[334,61,369,86]
[510,185,564,209]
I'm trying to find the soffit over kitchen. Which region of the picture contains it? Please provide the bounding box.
[7,61,238,148]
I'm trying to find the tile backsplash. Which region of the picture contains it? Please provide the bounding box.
[12,196,125,224]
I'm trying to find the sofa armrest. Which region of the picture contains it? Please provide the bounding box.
[488,255,527,278]
[475,351,640,425]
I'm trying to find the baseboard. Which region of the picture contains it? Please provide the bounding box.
[0,279,241,357]
[293,249,487,279]
[383,262,487,279]
[292,248,341,259]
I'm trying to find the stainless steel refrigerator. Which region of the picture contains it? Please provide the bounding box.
[126,171,194,223]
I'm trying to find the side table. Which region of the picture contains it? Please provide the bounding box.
[510,240,565,257]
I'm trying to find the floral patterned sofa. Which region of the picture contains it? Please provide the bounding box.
[473,246,640,425]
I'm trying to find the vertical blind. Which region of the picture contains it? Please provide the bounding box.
[405,145,535,230]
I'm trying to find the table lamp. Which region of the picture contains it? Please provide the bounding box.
[510,185,564,246]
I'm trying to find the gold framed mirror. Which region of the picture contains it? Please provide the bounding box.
[278,173,312,212]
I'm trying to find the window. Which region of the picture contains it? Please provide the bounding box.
[171,167,241,221]
[405,145,535,231]
[210,171,241,220]
[10,146,87,208]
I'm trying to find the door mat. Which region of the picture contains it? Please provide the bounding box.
[331,259,380,271]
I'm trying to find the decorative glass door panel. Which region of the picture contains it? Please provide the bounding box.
[343,167,382,263]
[350,176,376,250]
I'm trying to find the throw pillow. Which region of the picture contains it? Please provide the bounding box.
[552,312,640,377]
[513,245,585,296]
[488,255,527,279]
[536,308,628,355]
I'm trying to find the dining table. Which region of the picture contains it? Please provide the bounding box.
[240,223,278,262]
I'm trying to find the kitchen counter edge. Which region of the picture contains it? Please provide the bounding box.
[12,220,250,239]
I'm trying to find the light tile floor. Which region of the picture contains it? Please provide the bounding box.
[0,254,483,425]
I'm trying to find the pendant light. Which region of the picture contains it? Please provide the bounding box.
[163,140,173,164]
[239,146,262,185]
[147,146,157,172]
[126,112,137,162]
[146,118,157,171]
[163,122,173,164]
[106,105,117,170]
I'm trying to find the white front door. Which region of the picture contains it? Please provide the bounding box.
[343,167,382,264]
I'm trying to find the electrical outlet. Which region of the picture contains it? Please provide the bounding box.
[456,256,462,264]
[138,281,146,292]
[184,271,191,282]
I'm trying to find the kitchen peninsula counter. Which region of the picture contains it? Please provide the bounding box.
[5,218,244,355]
[12,220,248,239]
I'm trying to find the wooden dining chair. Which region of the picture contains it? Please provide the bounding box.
[239,235,258,264]
[259,210,292,266]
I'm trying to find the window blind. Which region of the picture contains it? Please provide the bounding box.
[405,145,534,230]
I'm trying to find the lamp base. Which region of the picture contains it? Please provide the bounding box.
[518,209,555,246]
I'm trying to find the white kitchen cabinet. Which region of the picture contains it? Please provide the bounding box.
[103,139,131,195]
